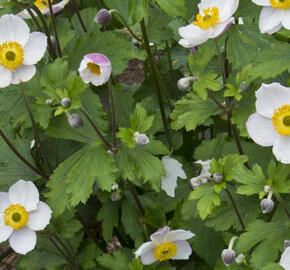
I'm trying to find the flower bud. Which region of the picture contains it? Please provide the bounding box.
[213,172,223,183]
[111,183,119,191]
[94,9,112,25]
[284,240,290,249]
[190,178,201,190]
[107,150,114,156]
[134,132,149,146]
[111,191,121,202]
[68,113,84,128]
[260,198,274,214]
[61,97,71,108]
[264,185,271,193]
[221,249,235,267]
[45,99,53,105]
[235,254,245,264]
[177,77,191,91]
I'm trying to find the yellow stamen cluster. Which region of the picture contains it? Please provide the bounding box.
[4,204,29,230]
[0,41,24,71]
[270,0,290,9]
[272,105,290,135]
[34,0,52,12]
[193,6,220,30]
[153,242,177,261]
[87,62,101,75]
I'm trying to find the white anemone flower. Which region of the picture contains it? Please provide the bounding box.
[178,0,239,48]
[0,14,47,88]
[190,160,211,187]
[161,156,187,197]
[280,246,290,270]
[78,53,112,87]
[17,0,70,19]
[0,180,52,254]
[246,83,290,164]
[135,226,195,265]
[251,0,290,34]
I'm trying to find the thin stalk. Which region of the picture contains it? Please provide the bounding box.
[79,108,114,150]
[214,39,226,84]
[0,129,49,180]
[128,181,145,216]
[107,79,117,147]
[225,188,245,231]
[71,0,87,32]
[20,87,53,174]
[25,8,42,31]
[111,9,142,43]
[140,19,173,148]
[274,193,290,220]
[165,40,180,98]
[207,90,227,111]
[47,0,62,57]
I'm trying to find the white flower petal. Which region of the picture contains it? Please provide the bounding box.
[0,65,12,88]
[211,17,234,38]
[259,6,283,34]
[196,160,211,178]
[50,0,70,14]
[11,65,36,85]
[273,135,290,164]
[165,230,195,242]
[140,248,157,265]
[0,222,13,243]
[150,226,170,243]
[246,113,277,147]
[216,0,239,22]
[9,227,36,255]
[178,24,209,48]
[255,83,290,118]
[172,240,192,260]
[161,156,186,197]
[27,201,52,231]
[16,9,35,19]
[135,241,156,257]
[9,180,39,212]
[251,0,271,6]
[23,32,47,65]
[281,10,290,30]
[0,15,30,46]
[0,192,10,212]
[280,247,290,270]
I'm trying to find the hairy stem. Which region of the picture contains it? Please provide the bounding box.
[71,0,87,32]
[140,19,173,148]
[128,181,145,216]
[21,87,53,174]
[225,188,245,231]
[107,79,117,147]
[47,0,62,57]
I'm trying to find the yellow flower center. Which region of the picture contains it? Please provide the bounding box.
[153,242,177,261]
[272,105,290,135]
[270,0,290,9]
[0,41,24,71]
[87,62,101,75]
[34,0,52,11]
[193,6,220,30]
[4,204,29,230]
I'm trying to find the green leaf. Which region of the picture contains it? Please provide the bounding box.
[115,147,165,191]
[171,92,221,131]
[145,207,166,228]
[155,0,187,19]
[97,249,132,270]
[130,103,154,133]
[189,184,221,220]
[97,201,120,241]
[193,74,221,100]
[117,128,136,148]
[262,263,284,270]
[71,8,99,34]
[70,32,145,75]
[128,0,148,24]
[237,220,290,269]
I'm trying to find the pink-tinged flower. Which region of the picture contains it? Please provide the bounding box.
[0,180,52,254]
[0,14,47,88]
[280,246,290,270]
[178,0,239,48]
[135,226,195,265]
[251,0,290,34]
[17,0,70,19]
[246,82,290,164]
[78,53,112,86]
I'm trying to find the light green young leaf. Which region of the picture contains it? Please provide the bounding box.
[130,103,154,133]
[193,74,221,100]
[155,0,187,19]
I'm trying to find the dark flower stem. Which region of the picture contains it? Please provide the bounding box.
[140,19,173,148]
[47,0,62,57]
[71,0,87,32]
[127,181,145,216]
[20,87,53,174]
[225,188,246,231]
[79,108,114,150]
[25,8,42,31]
[0,129,49,180]
[107,78,117,147]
